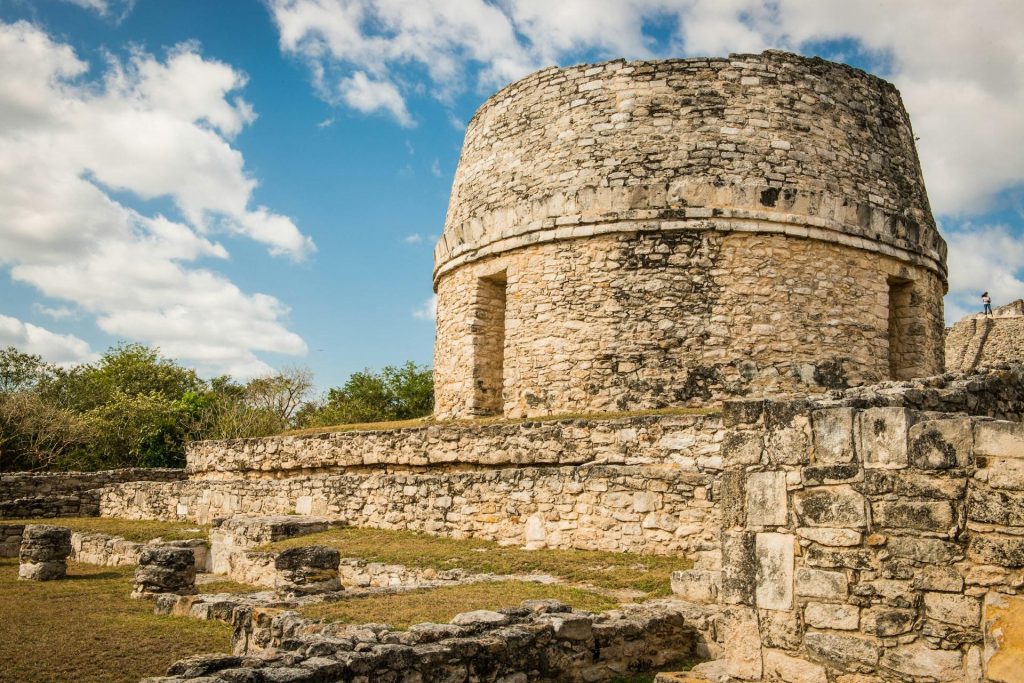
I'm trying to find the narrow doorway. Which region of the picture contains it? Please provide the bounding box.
[887,278,914,380]
[471,270,507,416]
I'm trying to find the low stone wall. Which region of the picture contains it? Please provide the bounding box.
[187,412,722,479]
[145,599,700,683]
[0,468,185,519]
[102,464,718,556]
[0,524,210,569]
[673,398,1024,682]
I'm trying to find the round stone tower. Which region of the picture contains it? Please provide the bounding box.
[433,50,947,420]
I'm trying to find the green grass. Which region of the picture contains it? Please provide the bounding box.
[1,517,208,543]
[0,558,231,683]
[302,581,618,629]
[267,527,690,597]
[283,405,718,437]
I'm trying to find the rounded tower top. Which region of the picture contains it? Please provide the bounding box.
[435,50,945,286]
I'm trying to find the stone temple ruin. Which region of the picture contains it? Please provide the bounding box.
[3,51,1024,683]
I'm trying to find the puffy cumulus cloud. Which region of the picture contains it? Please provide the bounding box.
[0,315,98,367]
[944,221,1024,323]
[339,71,413,126]
[0,21,312,377]
[270,0,1024,218]
[412,294,437,321]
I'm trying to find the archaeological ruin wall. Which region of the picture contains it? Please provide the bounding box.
[0,468,184,519]
[946,299,1024,373]
[433,51,947,419]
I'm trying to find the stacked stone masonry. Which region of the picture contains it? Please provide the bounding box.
[143,599,699,683]
[434,50,947,419]
[946,299,1024,373]
[0,468,184,519]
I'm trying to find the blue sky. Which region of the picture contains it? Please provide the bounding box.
[0,0,1021,392]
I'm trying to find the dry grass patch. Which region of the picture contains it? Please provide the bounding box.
[0,558,230,683]
[284,405,718,437]
[2,516,208,543]
[197,578,263,594]
[302,581,618,629]
[268,528,690,597]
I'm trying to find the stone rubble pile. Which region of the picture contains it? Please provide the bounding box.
[132,546,196,599]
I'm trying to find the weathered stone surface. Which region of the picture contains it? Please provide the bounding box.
[908,418,973,469]
[880,641,964,681]
[670,570,720,605]
[721,430,763,466]
[871,500,955,533]
[861,607,916,637]
[755,532,794,611]
[974,420,1024,459]
[450,610,509,628]
[924,592,981,627]
[804,631,879,671]
[968,535,1024,567]
[274,546,341,595]
[804,602,859,630]
[18,524,72,581]
[763,648,828,683]
[793,486,866,528]
[984,593,1024,683]
[812,408,856,464]
[857,407,913,469]
[720,607,762,680]
[745,471,787,527]
[795,568,848,600]
[720,531,756,606]
[133,546,196,598]
[887,536,963,564]
[796,527,861,547]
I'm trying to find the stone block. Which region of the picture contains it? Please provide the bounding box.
[801,463,861,485]
[974,421,1024,460]
[759,610,803,650]
[793,485,866,528]
[888,535,963,564]
[720,531,756,606]
[811,408,856,464]
[274,546,341,596]
[880,641,964,681]
[670,569,720,604]
[804,602,859,630]
[969,487,1024,527]
[912,565,964,593]
[985,593,1024,683]
[871,500,955,533]
[860,606,916,637]
[723,400,764,427]
[924,592,981,626]
[803,631,879,671]
[763,648,828,683]
[745,471,788,527]
[721,430,763,466]
[132,546,196,598]
[755,532,794,611]
[720,471,746,529]
[796,527,861,547]
[720,606,762,680]
[908,418,973,469]
[968,535,1024,568]
[18,524,72,581]
[795,567,848,600]
[856,407,913,469]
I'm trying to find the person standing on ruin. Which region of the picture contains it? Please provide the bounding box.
[982,291,993,316]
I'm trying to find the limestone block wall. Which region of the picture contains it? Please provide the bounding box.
[186,412,723,479]
[433,50,947,419]
[674,398,1024,682]
[946,301,1024,373]
[0,468,185,519]
[101,463,720,557]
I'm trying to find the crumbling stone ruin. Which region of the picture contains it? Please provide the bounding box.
[18,524,72,581]
[132,546,197,599]
[3,51,1023,682]
[946,299,1024,373]
[433,50,946,419]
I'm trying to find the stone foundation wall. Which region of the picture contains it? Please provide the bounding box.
[103,463,719,556]
[0,468,184,519]
[946,306,1024,373]
[187,412,722,479]
[673,396,1024,682]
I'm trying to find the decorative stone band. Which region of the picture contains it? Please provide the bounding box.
[433,204,946,287]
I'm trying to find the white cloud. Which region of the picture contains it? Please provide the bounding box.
[430,159,442,178]
[402,234,423,244]
[944,222,1024,323]
[339,71,413,126]
[412,294,437,321]
[0,21,313,378]
[32,304,79,321]
[0,314,97,367]
[270,0,1024,219]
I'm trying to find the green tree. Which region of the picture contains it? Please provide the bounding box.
[0,347,54,393]
[302,362,433,426]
